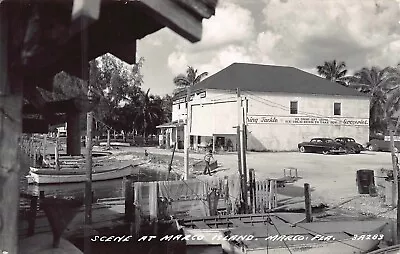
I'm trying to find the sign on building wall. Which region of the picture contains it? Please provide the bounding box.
[246,115,369,126]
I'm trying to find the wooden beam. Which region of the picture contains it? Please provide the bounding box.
[71,0,101,34]
[0,5,23,253]
[109,40,137,65]
[138,0,203,43]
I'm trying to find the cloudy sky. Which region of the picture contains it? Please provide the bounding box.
[136,0,400,96]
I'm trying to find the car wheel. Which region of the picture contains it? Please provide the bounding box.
[367,145,376,151]
[322,150,329,155]
[299,146,306,153]
[355,151,361,154]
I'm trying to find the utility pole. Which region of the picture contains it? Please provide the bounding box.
[236,88,244,210]
[184,86,191,180]
[241,98,248,212]
[390,116,400,243]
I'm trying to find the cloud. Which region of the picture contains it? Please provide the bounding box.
[148,0,400,95]
[259,0,400,70]
[166,2,257,74]
[167,52,189,75]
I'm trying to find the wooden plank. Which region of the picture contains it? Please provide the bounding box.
[230,219,247,227]
[0,5,23,253]
[19,233,83,254]
[192,221,209,229]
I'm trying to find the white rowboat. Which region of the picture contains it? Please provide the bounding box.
[26,160,149,184]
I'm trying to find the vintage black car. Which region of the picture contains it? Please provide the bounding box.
[334,137,364,154]
[366,139,400,152]
[298,138,346,154]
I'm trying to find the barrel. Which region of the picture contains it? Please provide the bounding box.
[356,169,375,194]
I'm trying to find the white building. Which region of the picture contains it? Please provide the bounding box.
[157,63,370,152]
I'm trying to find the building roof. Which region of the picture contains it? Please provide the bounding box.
[175,63,368,99]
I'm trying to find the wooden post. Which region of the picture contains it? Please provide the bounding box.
[304,183,312,222]
[212,135,216,153]
[249,168,255,214]
[67,112,81,156]
[183,86,191,180]
[124,176,134,222]
[82,18,93,254]
[0,6,23,252]
[33,146,37,167]
[223,176,231,214]
[39,191,45,199]
[27,195,38,236]
[43,134,47,161]
[106,129,111,149]
[55,136,60,170]
[390,128,398,208]
[236,88,245,212]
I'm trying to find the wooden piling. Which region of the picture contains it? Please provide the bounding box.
[223,176,231,214]
[304,183,312,222]
[39,191,45,200]
[55,137,60,170]
[249,168,255,214]
[27,195,38,236]
[0,6,24,252]
[124,176,134,222]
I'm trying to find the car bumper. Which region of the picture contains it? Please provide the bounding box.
[330,149,346,153]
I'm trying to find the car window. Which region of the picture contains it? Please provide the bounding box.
[335,138,342,142]
[310,139,317,143]
[325,139,333,143]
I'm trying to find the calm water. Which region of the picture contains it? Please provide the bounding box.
[19,152,175,201]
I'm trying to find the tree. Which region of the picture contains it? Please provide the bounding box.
[348,66,394,134]
[316,60,351,86]
[133,88,162,140]
[173,66,208,94]
[161,94,173,122]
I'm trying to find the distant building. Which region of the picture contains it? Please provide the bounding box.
[157,63,370,152]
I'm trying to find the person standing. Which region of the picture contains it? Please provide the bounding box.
[203,150,214,176]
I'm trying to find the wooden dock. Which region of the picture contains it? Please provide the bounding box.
[19,202,127,239]
[19,234,83,254]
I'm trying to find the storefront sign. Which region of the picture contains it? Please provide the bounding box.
[246,115,369,126]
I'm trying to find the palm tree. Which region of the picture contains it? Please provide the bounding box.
[316,60,351,86]
[134,88,162,141]
[348,66,395,134]
[173,66,208,94]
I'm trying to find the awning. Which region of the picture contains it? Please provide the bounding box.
[156,121,185,129]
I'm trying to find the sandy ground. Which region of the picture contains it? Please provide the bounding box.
[109,146,398,219]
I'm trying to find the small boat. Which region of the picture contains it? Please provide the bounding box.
[181,213,388,254]
[368,245,400,254]
[26,160,149,184]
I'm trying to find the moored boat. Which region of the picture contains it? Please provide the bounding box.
[368,244,400,254]
[181,213,388,254]
[26,160,149,184]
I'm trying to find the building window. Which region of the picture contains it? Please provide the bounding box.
[334,102,341,116]
[290,101,298,114]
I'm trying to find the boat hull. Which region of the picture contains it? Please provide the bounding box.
[27,165,135,184]
[246,238,382,254]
